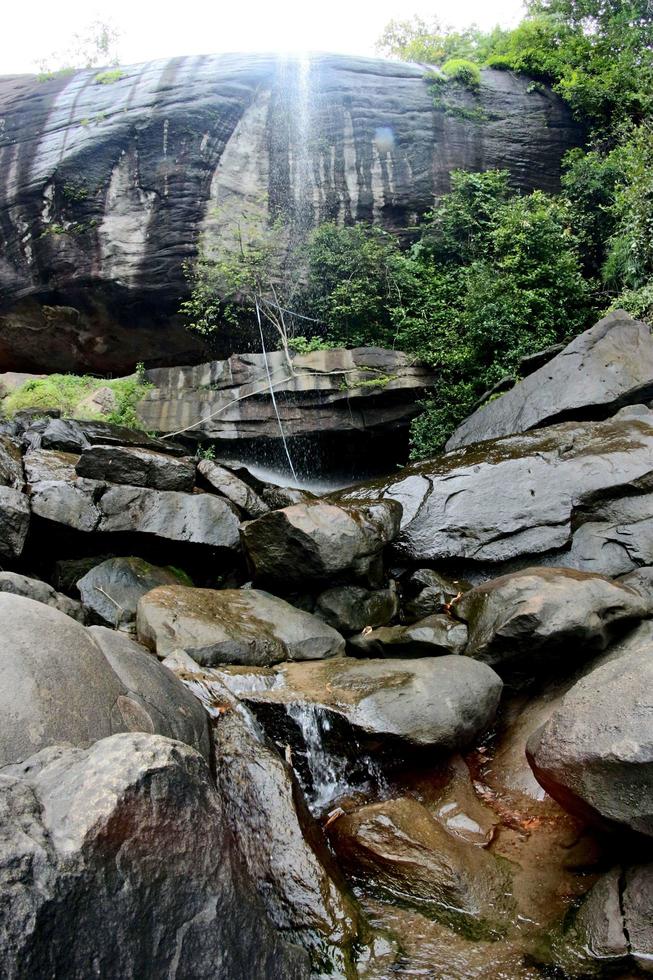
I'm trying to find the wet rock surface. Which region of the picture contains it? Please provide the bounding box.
[447,311,653,449]
[343,411,653,578]
[315,584,398,634]
[197,458,269,517]
[241,499,402,587]
[399,568,469,623]
[137,585,346,665]
[0,733,308,980]
[236,654,503,753]
[456,566,647,672]
[328,796,514,938]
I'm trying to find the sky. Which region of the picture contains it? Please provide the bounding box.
[2,0,526,74]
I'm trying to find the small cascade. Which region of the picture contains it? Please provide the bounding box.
[285,701,389,816]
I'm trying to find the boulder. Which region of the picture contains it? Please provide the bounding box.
[0,571,84,622]
[342,412,653,578]
[526,636,653,835]
[234,655,503,754]
[553,864,653,976]
[197,458,269,517]
[455,567,647,672]
[39,418,188,455]
[347,614,468,658]
[429,754,498,845]
[400,568,469,623]
[261,485,316,509]
[0,435,23,488]
[77,557,191,628]
[447,311,653,450]
[207,674,361,974]
[327,796,513,938]
[0,486,30,558]
[26,451,241,549]
[137,586,345,666]
[76,444,196,491]
[0,733,308,979]
[315,584,398,634]
[241,500,402,587]
[0,594,210,767]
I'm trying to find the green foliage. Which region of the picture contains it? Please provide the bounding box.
[36,19,121,75]
[287,335,337,354]
[196,445,216,461]
[3,373,152,430]
[484,55,513,70]
[377,16,507,66]
[607,281,653,323]
[94,69,125,85]
[62,182,89,202]
[442,59,481,88]
[602,124,653,291]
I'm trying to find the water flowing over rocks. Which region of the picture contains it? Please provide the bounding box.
[0,55,580,374]
[0,733,308,979]
[447,310,653,450]
[328,796,514,939]
[233,655,503,754]
[137,585,346,665]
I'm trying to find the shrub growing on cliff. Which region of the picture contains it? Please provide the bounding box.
[3,373,152,429]
[442,59,481,88]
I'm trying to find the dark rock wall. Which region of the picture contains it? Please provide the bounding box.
[0,54,582,373]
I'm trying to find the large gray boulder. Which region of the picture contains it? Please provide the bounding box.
[0,486,30,559]
[137,585,345,665]
[343,411,653,578]
[241,499,402,587]
[227,655,503,754]
[197,458,269,517]
[0,56,579,375]
[526,636,653,835]
[0,733,308,979]
[77,557,191,628]
[328,796,513,939]
[76,444,196,491]
[0,594,210,766]
[315,583,398,634]
[0,434,23,487]
[447,311,653,450]
[455,566,647,672]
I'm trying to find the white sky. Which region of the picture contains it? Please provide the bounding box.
[3,0,526,74]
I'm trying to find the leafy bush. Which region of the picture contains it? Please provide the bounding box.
[484,55,513,70]
[442,59,481,88]
[94,69,125,85]
[3,373,152,429]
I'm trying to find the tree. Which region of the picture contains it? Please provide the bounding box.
[36,19,122,75]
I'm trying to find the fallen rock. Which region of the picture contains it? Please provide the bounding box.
[77,557,191,628]
[39,417,188,455]
[400,568,469,623]
[328,796,513,938]
[447,311,653,449]
[315,584,398,634]
[261,485,316,510]
[137,585,345,666]
[343,412,653,578]
[236,655,503,754]
[76,444,196,491]
[455,567,647,672]
[0,571,84,622]
[197,458,269,517]
[0,593,210,767]
[348,614,468,658]
[553,864,653,976]
[0,435,24,488]
[526,636,653,835]
[0,486,30,558]
[241,500,402,587]
[0,733,308,979]
[76,384,117,416]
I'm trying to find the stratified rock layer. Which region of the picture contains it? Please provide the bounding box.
[0,55,580,373]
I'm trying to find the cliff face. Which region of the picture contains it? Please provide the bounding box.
[0,53,582,373]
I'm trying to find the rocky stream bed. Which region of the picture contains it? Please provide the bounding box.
[0,311,652,979]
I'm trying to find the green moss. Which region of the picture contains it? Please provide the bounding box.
[94,69,125,85]
[3,373,153,430]
[442,59,481,88]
